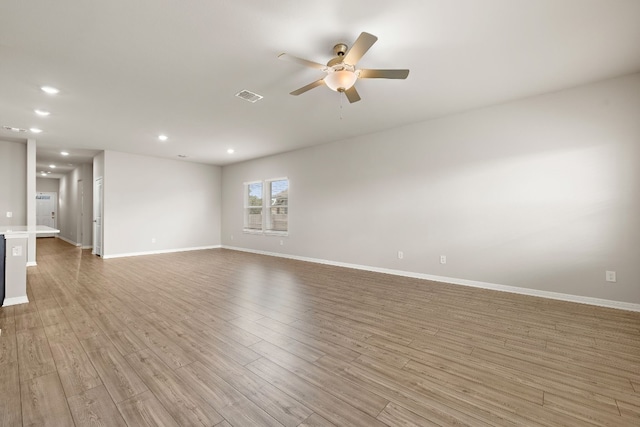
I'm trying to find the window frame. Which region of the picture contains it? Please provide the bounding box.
[243,180,264,234]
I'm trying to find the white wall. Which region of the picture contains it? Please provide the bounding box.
[221,73,640,305]
[26,139,36,265]
[58,171,71,240]
[102,151,221,257]
[94,151,104,179]
[36,178,60,193]
[58,164,93,247]
[0,140,26,226]
[79,164,94,248]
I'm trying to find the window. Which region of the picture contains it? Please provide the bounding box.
[244,181,263,231]
[267,179,288,233]
[244,178,288,235]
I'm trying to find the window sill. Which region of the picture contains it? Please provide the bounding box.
[243,229,289,237]
[243,229,263,235]
[265,231,288,237]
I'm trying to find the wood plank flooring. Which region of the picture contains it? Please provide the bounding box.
[0,238,639,426]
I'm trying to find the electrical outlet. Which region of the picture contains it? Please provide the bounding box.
[6,211,12,218]
[151,238,156,244]
[230,234,234,240]
[440,255,447,264]
[280,240,284,246]
[12,246,22,256]
[398,251,403,259]
[606,270,616,283]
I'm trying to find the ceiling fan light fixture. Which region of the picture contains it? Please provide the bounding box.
[280,32,407,103]
[324,69,357,92]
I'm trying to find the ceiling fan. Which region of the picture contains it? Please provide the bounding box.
[278,32,409,103]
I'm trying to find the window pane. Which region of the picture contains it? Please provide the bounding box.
[248,182,262,206]
[270,180,288,207]
[267,207,288,231]
[246,208,262,229]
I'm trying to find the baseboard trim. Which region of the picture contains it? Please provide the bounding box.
[26,261,37,267]
[55,235,78,246]
[222,245,640,313]
[103,245,222,259]
[3,296,29,307]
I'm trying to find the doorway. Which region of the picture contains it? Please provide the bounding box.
[36,192,57,237]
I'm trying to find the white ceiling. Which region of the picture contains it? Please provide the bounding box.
[1,0,639,168]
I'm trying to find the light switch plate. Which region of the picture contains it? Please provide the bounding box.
[12,246,22,256]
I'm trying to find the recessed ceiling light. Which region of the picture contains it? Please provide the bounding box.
[41,86,59,95]
[30,128,43,133]
[35,109,51,116]
[40,172,47,176]
[227,149,235,154]
[158,134,168,141]
[61,151,69,156]
[49,164,56,168]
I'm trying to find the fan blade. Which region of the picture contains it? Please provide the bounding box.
[344,86,361,103]
[278,53,327,71]
[290,79,325,96]
[358,69,410,79]
[343,32,378,65]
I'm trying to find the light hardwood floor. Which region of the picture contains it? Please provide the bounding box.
[1,238,639,426]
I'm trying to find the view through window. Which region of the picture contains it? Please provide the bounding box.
[244,178,288,234]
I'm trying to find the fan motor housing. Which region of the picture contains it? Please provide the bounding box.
[327,43,349,67]
[333,43,348,56]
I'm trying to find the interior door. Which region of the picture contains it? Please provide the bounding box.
[36,192,57,237]
[93,177,103,256]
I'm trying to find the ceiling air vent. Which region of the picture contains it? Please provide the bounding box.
[2,125,28,132]
[235,89,263,103]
